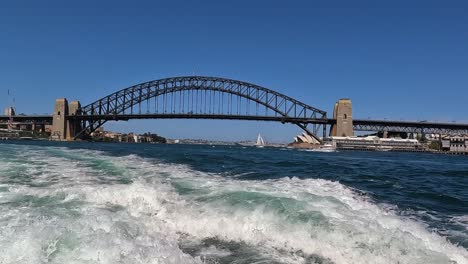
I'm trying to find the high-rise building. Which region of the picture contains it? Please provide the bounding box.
[4,107,15,116]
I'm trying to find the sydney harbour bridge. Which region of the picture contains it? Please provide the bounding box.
[1,76,467,141]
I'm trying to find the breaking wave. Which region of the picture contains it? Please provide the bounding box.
[0,144,466,264]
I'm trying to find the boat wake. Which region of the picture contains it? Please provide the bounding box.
[0,145,466,264]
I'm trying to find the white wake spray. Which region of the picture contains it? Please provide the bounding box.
[0,145,466,264]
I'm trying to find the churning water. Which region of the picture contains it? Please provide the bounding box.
[0,141,467,264]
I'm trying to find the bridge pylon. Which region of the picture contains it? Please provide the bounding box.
[50,98,82,141]
[51,98,68,141]
[330,98,354,137]
[66,101,82,141]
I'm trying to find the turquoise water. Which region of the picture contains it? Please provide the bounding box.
[0,141,467,264]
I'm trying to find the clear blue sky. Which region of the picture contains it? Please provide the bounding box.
[0,1,467,142]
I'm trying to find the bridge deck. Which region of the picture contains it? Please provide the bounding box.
[353,119,468,130]
[67,114,331,124]
[0,115,53,122]
[1,114,467,134]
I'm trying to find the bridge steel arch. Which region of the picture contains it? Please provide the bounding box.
[73,76,328,141]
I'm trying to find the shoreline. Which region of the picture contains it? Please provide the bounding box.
[1,137,467,155]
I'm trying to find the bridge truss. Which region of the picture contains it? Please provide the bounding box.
[72,76,328,140]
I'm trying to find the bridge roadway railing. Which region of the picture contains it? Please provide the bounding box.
[0,115,53,123]
[69,114,468,136]
[352,119,468,135]
[68,113,330,124]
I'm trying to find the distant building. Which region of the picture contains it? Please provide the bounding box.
[103,131,123,142]
[442,136,467,153]
[4,107,15,116]
[90,126,105,138]
[44,125,53,133]
[293,132,320,144]
[330,136,423,151]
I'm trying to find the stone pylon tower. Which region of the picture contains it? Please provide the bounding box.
[66,101,82,140]
[51,99,82,141]
[51,98,69,141]
[330,99,354,137]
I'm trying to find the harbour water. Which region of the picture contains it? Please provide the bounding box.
[0,141,467,264]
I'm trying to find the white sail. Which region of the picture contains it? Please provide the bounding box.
[256,133,265,146]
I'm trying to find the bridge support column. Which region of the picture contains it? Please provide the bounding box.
[51,98,69,141]
[66,101,82,141]
[330,99,354,137]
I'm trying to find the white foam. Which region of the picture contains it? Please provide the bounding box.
[199,245,232,257]
[451,215,468,228]
[77,152,468,264]
[0,146,202,264]
[0,145,467,264]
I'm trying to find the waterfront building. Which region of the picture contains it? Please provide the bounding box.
[103,132,123,142]
[441,136,467,153]
[330,136,423,151]
[294,132,320,144]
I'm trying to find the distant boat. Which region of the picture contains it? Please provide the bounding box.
[302,143,336,153]
[255,133,266,148]
[235,141,255,147]
[318,143,336,152]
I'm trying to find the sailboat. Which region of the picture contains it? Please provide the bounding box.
[255,133,266,148]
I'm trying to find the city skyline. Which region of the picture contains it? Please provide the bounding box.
[1,1,467,141]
